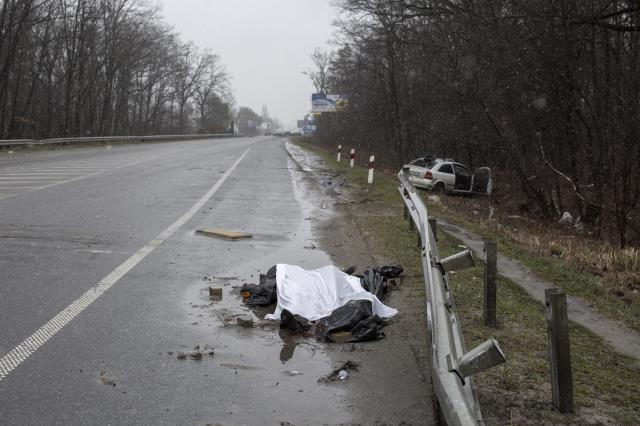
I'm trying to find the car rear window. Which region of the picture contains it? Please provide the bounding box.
[425,160,438,169]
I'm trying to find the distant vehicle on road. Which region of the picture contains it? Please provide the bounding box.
[404,156,492,195]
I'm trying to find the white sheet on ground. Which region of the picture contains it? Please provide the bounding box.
[265,264,398,321]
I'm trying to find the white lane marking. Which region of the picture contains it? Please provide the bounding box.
[0,148,250,382]
[0,162,146,201]
[0,177,80,180]
[0,172,86,176]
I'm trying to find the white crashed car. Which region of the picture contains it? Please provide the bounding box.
[404,157,492,195]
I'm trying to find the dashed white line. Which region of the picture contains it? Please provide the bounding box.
[0,148,250,382]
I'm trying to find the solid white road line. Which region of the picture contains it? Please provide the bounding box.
[0,148,250,382]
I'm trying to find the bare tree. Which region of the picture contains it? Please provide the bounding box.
[303,48,334,94]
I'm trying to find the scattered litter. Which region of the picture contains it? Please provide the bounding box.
[427,195,442,204]
[361,268,385,298]
[282,370,303,376]
[559,211,573,225]
[196,228,252,240]
[237,315,254,328]
[241,265,277,306]
[343,266,357,275]
[175,350,214,360]
[236,264,402,344]
[209,286,223,300]
[373,265,403,279]
[318,360,360,383]
[316,300,386,343]
[99,371,116,387]
[220,363,261,371]
[338,370,348,381]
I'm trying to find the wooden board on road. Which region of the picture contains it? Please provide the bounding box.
[196,228,252,240]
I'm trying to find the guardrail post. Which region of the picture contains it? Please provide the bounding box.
[428,218,438,241]
[483,241,497,328]
[545,288,574,414]
[403,204,409,220]
[408,213,416,231]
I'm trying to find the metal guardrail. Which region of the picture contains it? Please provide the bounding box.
[0,133,236,148]
[398,168,505,426]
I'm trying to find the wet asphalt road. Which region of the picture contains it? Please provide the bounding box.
[0,137,351,425]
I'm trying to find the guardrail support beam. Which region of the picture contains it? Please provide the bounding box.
[483,241,497,328]
[428,218,438,241]
[545,288,574,414]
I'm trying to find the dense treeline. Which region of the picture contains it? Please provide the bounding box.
[312,0,640,247]
[0,0,232,140]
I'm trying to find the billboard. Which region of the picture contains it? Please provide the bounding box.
[311,94,347,113]
[297,116,316,134]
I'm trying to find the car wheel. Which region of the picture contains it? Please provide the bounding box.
[433,182,445,194]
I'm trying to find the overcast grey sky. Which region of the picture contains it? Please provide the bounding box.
[158,0,337,129]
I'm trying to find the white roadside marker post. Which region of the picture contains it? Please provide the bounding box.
[337,145,342,162]
[368,155,375,184]
[350,148,355,168]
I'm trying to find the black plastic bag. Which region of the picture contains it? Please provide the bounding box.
[343,266,357,275]
[349,315,385,342]
[243,265,278,306]
[360,268,385,299]
[374,265,404,279]
[315,300,374,340]
[280,309,312,332]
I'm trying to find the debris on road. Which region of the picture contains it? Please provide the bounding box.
[208,286,223,300]
[338,370,348,381]
[264,264,397,322]
[237,264,402,343]
[99,371,116,387]
[318,360,360,383]
[282,370,303,376]
[196,228,252,240]
[237,315,254,328]
[315,300,386,343]
[174,345,214,360]
[241,265,277,306]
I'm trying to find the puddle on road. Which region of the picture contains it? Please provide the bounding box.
[180,155,352,424]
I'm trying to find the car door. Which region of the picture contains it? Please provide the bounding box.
[453,163,473,192]
[472,167,492,194]
[435,163,455,189]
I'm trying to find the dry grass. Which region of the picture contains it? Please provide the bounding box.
[423,194,640,330]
